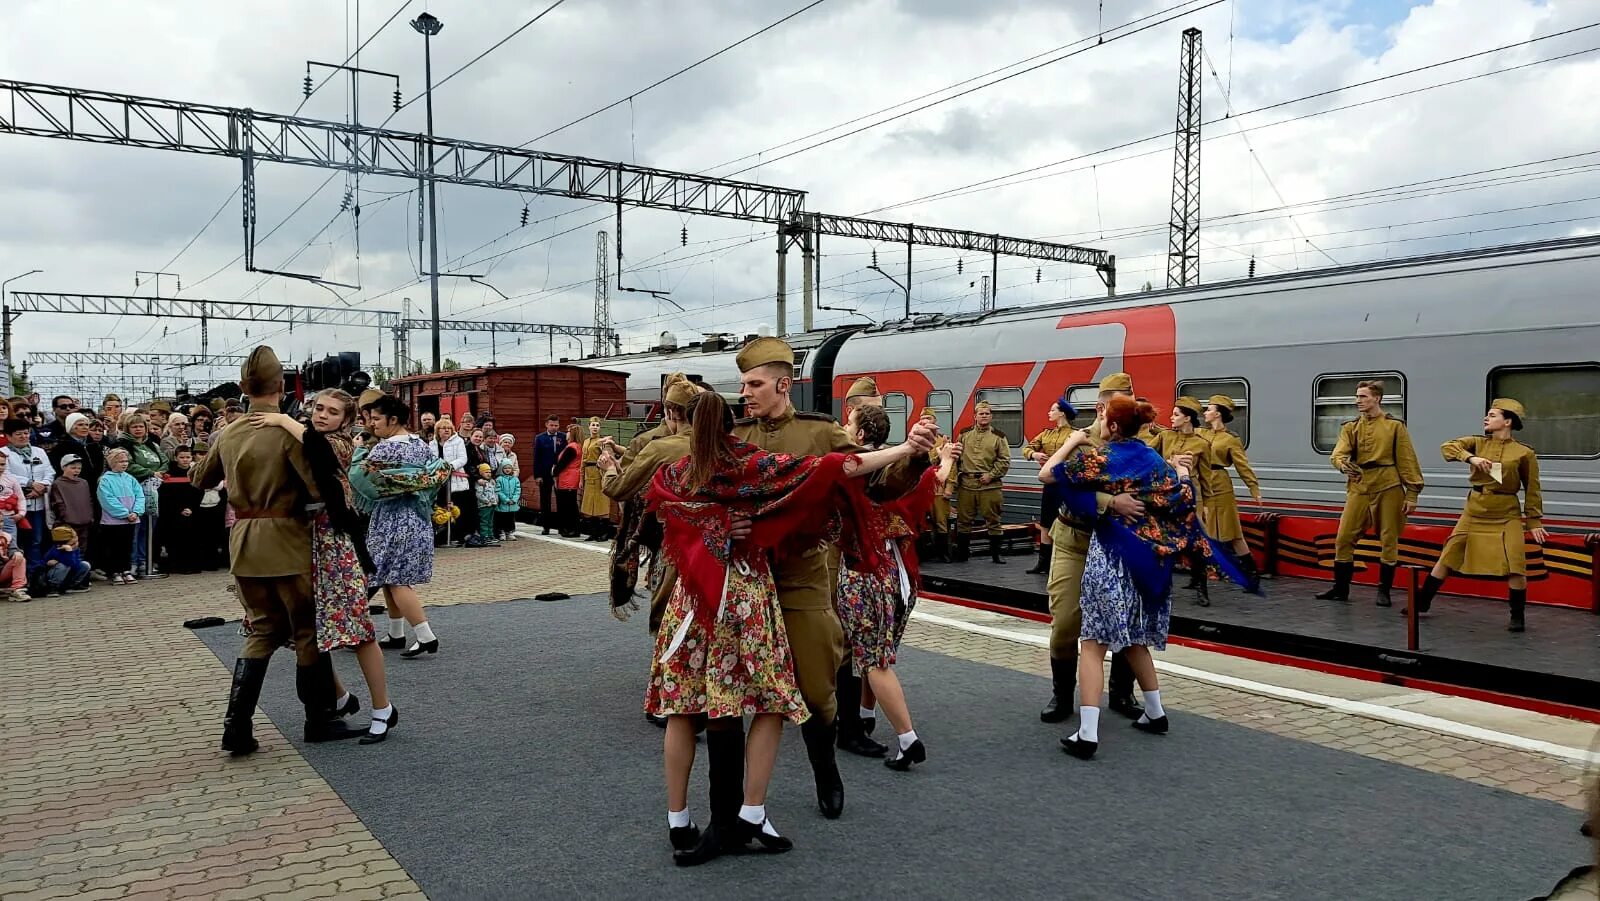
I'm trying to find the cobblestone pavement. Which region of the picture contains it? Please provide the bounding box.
[900,615,1593,811]
[0,535,607,901]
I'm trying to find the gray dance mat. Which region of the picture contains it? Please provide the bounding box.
[195,595,1590,900]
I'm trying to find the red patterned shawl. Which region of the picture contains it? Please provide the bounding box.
[847,465,940,593]
[645,437,884,632]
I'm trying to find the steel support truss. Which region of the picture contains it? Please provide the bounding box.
[27,352,246,368]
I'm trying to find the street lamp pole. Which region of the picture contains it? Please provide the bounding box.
[1,269,43,386]
[411,12,444,373]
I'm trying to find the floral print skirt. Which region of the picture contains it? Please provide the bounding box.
[645,558,809,724]
[313,513,375,652]
[835,564,910,672]
[1079,536,1170,652]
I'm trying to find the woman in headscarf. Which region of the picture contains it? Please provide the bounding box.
[646,391,929,866]
[1040,395,1245,761]
[1023,395,1076,574]
[579,417,612,541]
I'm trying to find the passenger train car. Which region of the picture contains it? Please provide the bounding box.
[580,236,1600,609]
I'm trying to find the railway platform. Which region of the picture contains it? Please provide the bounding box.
[2,533,1595,900]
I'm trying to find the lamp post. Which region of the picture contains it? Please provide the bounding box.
[1,269,43,386]
[411,11,444,373]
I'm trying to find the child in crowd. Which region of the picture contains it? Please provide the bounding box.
[495,461,522,542]
[97,447,145,585]
[0,529,29,602]
[0,469,24,547]
[158,447,204,574]
[475,463,500,546]
[34,526,90,596]
[48,454,95,558]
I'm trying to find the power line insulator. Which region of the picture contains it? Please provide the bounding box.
[680,225,687,246]
[393,88,402,111]
[871,248,878,267]
[957,258,964,274]
[520,206,529,226]
[1248,256,1256,278]
[1035,267,1042,283]
[303,74,313,98]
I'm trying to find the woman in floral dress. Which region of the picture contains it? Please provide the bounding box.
[353,395,451,662]
[251,389,397,744]
[1040,395,1244,761]
[645,391,927,867]
[835,404,955,772]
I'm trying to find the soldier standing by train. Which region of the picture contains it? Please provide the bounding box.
[1151,397,1218,603]
[1406,398,1545,632]
[1200,395,1265,597]
[1317,380,1425,606]
[1023,395,1076,574]
[954,400,1010,565]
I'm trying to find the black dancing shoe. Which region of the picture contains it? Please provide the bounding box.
[336,693,361,718]
[883,739,927,771]
[731,816,793,853]
[400,639,439,658]
[303,718,365,743]
[1131,714,1170,735]
[646,712,668,729]
[861,715,876,736]
[359,707,399,745]
[673,823,735,867]
[669,823,701,852]
[837,731,888,759]
[1108,694,1143,720]
[377,635,407,650]
[1060,736,1098,760]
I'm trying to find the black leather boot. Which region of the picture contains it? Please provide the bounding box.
[1025,543,1051,574]
[989,535,1006,565]
[835,665,886,758]
[1234,550,1263,595]
[1375,563,1396,607]
[934,532,951,563]
[1040,656,1076,723]
[1107,651,1142,720]
[1315,561,1353,601]
[674,722,744,866]
[1507,588,1526,632]
[221,657,269,756]
[800,716,845,819]
[1401,574,1444,615]
[298,655,364,743]
[1193,570,1211,607]
[953,534,970,563]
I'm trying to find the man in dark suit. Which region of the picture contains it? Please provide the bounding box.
[532,415,566,535]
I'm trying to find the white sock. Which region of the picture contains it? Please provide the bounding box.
[335,692,351,710]
[1140,690,1166,721]
[859,706,875,720]
[368,704,393,735]
[387,617,405,640]
[667,808,692,829]
[738,804,765,826]
[412,621,436,644]
[898,729,918,750]
[1073,706,1101,743]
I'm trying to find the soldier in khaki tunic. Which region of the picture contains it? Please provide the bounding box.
[733,338,935,819]
[955,400,1011,564]
[1036,374,1149,724]
[196,346,361,755]
[1317,379,1425,606]
[1201,395,1265,596]
[1023,396,1075,574]
[923,407,958,562]
[844,376,881,412]
[1151,397,1218,603]
[1409,398,1545,631]
[608,371,690,480]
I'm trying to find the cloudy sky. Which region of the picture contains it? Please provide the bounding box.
[3,0,1596,397]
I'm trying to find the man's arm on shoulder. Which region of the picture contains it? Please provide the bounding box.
[283,432,323,502]
[193,430,225,489]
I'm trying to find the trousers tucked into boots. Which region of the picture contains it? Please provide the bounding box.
[1375,563,1396,607]
[989,535,1006,565]
[834,664,886,757]
[1316,561,1354,601]
[296,654,361,743]
[674,721,746,866]
[1026,543,1051,574]
[221,657,269,755]
[1040,655,1077,723]
[799,715,844,819]
[1508,588,1526,632]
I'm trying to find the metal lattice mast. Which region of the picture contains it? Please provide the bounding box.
[1166,27,1202,289]
[594,230,611,357]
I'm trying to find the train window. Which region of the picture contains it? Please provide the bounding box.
[924,390,954,433]
[1313,372,1406,452]
[1066,385,1100,429]
[882,392,909,444]
[976,388,1024,447]
[1177,379,1250,447]
[1490,365,1600,458]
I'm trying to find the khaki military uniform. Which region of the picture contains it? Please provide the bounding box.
[1044,427,1107,657]
[734,406,926,722]
[1026,425,1073,527]
[1200,429,1259,542]
[1329,414,1424,565]
[1147,428,1211,506]
[193,399,322,665]
[928,437,956,535]
[956,425,1010,537]
[1437,435,1542,576]
[602,431,689,633]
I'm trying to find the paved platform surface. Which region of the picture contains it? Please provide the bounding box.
[923,556,1600,682]
[2,533,1594,899]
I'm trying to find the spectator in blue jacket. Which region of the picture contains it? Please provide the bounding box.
[35,525,91,595]
[97,448,146,586]
[532,415,566,535]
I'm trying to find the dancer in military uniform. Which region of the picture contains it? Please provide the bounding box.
[1151,397,1218,603]
[1408,399,1545,631]
[732,337,935,819]
[1036,373,1151,724]
[843,376,881,413]
[198,346,361,754]
[954,400,1010,564]
[1200,394,1265,597]
[579,417,612,540]
[1317,380,1424,606]
[1024,395,1075,574]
